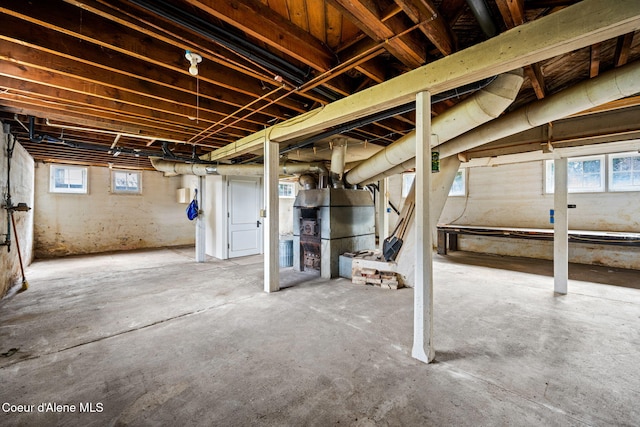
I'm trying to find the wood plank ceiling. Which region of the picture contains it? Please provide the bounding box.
[0,0,638,170]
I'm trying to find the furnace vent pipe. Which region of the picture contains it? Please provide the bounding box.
[361,60,640,183]
[438,60,640,159]
[345,69,524,185]
[298,174,317,190]
[330,138,347,188]
[150,157,328,177]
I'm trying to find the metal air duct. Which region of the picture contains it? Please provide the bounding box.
[345,69,524,185]
[438,60,640,159]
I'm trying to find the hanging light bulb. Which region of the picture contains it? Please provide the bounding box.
[185,50,202,76]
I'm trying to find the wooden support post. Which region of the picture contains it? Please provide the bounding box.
[195,176,206,263]
[554,157,568,294]
[264,139,280,293]
[412,91,435,363]
[449,234,458,252]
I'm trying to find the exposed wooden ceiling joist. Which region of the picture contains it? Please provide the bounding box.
[204,0,640,161]
[0,0,639,170]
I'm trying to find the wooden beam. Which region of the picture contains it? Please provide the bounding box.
[526,1,581,8]
[329,0,427,67]
[524,64,546,99]
[204,0,640,161]
[496,0,547,99]
[614,32,635,67]
[0,51,263,136]
[182,0,335,72]
[496,0,525,27]
[590,42,601,78]
[394,0,456,56]
[0,103,214,145]
[0,4,303,116]
[439,0,468,27]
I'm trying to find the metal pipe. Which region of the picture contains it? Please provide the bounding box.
[466,0,498,37]
[279,76,498,157]
[129,0,340,102]
[345,69,524,185]
[362,60,640,182]
[45,119,188,145]
[298,174,317,190]
[438,60,640,159]
[1,133,13,250]
[329,138,347,188]
[150,157,328,177]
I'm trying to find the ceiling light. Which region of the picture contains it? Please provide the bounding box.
[185,50,202,76]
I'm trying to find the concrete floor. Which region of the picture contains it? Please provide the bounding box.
[1,248,639,426]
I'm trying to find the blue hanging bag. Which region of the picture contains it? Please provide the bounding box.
[187,188,199,220]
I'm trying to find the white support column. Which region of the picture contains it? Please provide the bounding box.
[264,139,280,293]
[195,176,206,263]
[377,178,390,251]
[412,91,435,364]
[554,157,568,294]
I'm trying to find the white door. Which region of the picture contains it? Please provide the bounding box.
[228,177,262,258]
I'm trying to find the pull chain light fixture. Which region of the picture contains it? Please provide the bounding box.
[185,50,202,76]
[185,50,202,124]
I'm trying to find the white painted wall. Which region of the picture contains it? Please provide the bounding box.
[0,131,34,298]
[279,197,295,236]
[438,158,640,269]
[34,165,195,257]
[205,175,227,259]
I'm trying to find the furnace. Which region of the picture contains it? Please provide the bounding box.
[293,188,375,279]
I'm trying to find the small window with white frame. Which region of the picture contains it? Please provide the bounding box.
[112,170,142,194]
[609,152,640,192]
[50,164,88,194]
[278,181,296,198]
[545,155,605,193]
[449,169,466,196]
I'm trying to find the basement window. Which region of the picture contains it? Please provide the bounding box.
[49,165,88,194]
[112,170,142,194]
[449,170,466,196]
[279,182,296,198]
[545,155,605,193]
[403,170,467,197]
[609,152,640,192]
[401,172,415,198]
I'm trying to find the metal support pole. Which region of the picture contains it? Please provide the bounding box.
[412,91,435,363]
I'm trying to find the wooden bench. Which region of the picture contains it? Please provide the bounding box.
[436,224,640,255]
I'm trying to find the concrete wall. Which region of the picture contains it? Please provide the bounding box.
[0,129,35,298]
[439,159,640,269]
[34,165,195,257]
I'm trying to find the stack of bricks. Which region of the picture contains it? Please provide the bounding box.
[352,267,402,290]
